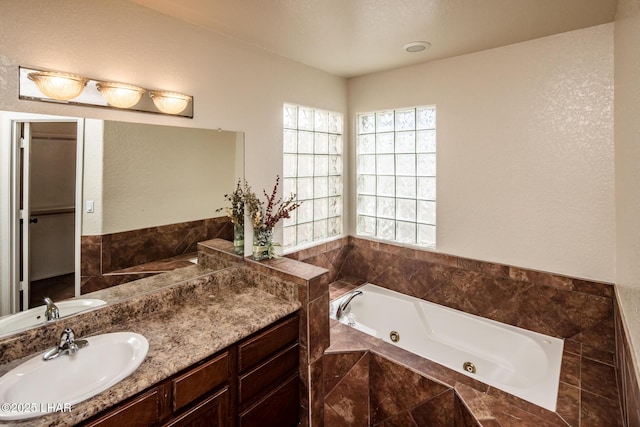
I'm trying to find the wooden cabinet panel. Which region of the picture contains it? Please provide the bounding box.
[83,387,163,427]
[172,351,229,413]
[83,313,299,427]
[164,387,229,427]
[238,315,299,372]
[239,343,299,404]
[239,373,299,427]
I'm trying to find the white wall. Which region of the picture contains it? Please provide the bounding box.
[0,0,347,236]
[82,120,105,236]
[29,213,75,280]
[348,24,615,282]
[614,0,640,377]
[29,123,77,280]
[0,2,620,284]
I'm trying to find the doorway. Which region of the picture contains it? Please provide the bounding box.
[24,122,78,308]
[0,112,84,316]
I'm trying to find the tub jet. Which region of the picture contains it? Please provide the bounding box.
[463,361,476,374]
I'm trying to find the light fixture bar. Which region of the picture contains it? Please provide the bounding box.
[18,66,193,118]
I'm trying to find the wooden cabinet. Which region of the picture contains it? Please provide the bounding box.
[238,315,300,427]
[83,385,170,427]
[238,315,299,371]
[172,352,229,413]
[239,374,299,427]
[81,313,299,427]
[165,387,229,427]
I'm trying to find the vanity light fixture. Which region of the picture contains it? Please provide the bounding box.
[27,71,88,101]
[96,81,146,109]
[20,66,194,118]
[148,91,192,115]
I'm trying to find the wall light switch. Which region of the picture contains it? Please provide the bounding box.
[86,200,94,213]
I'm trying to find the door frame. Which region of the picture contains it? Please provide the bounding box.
[0,112,84,316]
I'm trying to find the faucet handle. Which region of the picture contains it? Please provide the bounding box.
[59,328,76,350]
[60,327,74,341]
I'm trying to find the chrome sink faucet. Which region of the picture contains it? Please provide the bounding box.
[43,297,59,322]
[335,290,363,320]
[43,328,89,361]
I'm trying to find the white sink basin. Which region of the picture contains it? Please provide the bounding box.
[0,299,107,336]
[0,331,149,420]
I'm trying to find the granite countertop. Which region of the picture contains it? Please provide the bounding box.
[0,277,300,427]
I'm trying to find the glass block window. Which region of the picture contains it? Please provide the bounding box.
[356,106,436,247]
[283,104,343,250]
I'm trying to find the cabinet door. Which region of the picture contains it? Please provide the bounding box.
[164,387,229,427]
[82,387,164,427]
[239,343,299,405]
[239,374,299,427]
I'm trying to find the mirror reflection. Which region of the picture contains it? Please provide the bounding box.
[0,110,244,337]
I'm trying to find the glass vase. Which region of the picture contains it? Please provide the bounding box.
[233,223,244,255]
[252,227,274,261]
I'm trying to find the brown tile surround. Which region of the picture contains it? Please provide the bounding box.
[616,299,640,427]
[19,230,632,426]
[323,348,465,427]
[241,254,330,427]
[71,233,638,426]
[81,216,232,293]
[287,236,636,426]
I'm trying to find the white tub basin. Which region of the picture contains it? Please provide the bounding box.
[0,299,107,336]
[0,331,148,420]
[331,283,564,411]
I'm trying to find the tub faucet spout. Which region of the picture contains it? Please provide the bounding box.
[336,291,363,319]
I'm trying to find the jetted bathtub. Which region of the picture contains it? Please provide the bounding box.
[329,283,564,411]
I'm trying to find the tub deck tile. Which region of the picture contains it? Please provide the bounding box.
[581,389,623,426]
[555,382,580,427]
[560,351,581,387]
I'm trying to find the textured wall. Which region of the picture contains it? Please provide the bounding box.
[348,24,615,283]
[614,0,640,424]
[101,121,238,234]
[0,0,347,246]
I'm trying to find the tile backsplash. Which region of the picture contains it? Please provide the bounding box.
[291,236,614,355]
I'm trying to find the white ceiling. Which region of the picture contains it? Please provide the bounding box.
[129,0,618,78]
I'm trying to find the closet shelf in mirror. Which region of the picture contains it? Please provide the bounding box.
[31,207,75,216]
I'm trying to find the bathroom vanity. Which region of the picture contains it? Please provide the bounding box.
[0,262,302,427]
[82,314,300,427]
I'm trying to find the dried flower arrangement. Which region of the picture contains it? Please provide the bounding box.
[217,179,248,254]
[244,175,302,259]
[217,179,247,226]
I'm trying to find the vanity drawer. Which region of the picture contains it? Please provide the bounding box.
[164,386,229,427]
[83,385,168,427]
[238,315,299,372]
[172,350,230,413]
[239,342,299,404]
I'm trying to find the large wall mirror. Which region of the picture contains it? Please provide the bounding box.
[0,110,244,337]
